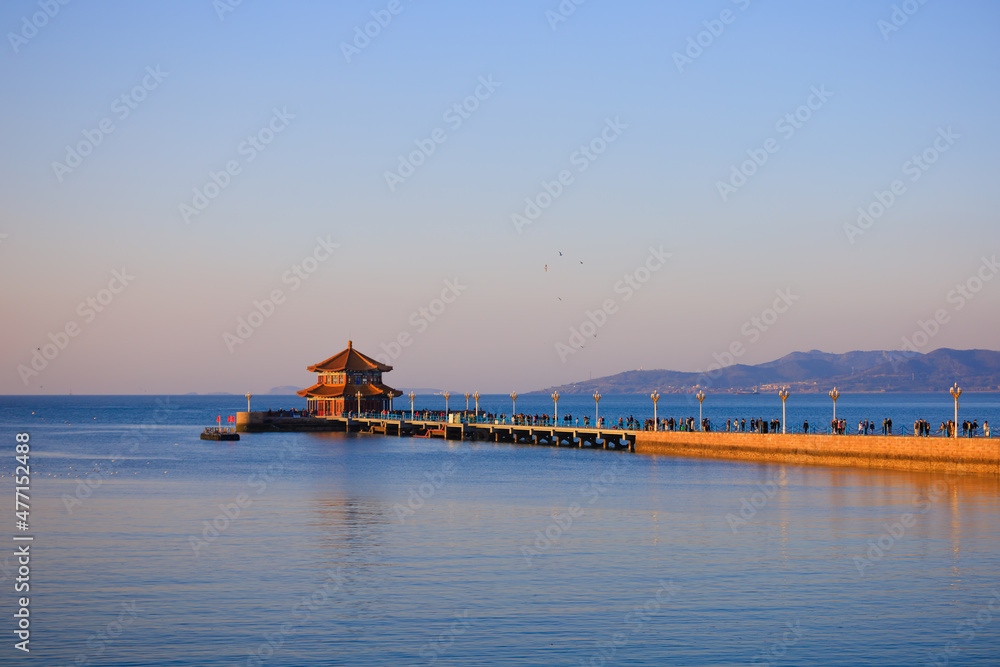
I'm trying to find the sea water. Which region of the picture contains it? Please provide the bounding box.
[1,394,998,665]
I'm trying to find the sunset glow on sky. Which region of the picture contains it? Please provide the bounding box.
[2,0,998,394]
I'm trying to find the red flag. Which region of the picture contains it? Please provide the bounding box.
[217,415,221,423]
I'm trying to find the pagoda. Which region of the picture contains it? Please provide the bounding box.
[297,341,402,416]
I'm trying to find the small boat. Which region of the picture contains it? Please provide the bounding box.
[201,427,240,441]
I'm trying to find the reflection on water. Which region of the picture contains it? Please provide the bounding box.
[3,396,998,666]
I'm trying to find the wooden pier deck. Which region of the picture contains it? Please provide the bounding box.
[236,412,636,451]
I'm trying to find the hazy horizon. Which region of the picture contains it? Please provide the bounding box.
[3,1,999,395]
[5,345,997,396]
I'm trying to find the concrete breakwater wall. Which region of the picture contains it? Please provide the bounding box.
[634,431,1000,475]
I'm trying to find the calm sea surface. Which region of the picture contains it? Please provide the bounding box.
[1,394,998,666]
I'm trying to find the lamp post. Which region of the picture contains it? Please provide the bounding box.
[651,390,660,430]
[356,390,362,416]
[779,387,789,434]
[443,391,450,417]
[829,387,839,424]
[473,391,480,421]
[245,393,253,413]
[696,390,705,431]
[510,391,518,419]
[409,391,416,420]
[464,392,470,412]
[593,392,601,427]
[552,391,560,425]
[950,383,962,439]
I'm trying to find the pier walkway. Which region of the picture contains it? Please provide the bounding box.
[233,410,1000,475]
[236,411,636,450]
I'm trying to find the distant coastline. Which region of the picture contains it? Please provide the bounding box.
[535,348,1000,395]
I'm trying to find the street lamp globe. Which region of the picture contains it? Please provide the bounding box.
[779,387,790,434]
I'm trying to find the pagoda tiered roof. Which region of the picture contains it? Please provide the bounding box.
[298,341,401,403]
[296,381,402,399]
[306,340,392,373]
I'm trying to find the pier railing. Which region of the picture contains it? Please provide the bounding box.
[324,410,991,439]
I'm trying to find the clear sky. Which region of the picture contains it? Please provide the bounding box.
[2,0,998,395]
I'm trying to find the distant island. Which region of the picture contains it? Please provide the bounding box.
[266,386,302,395]
[534,348,1000,395]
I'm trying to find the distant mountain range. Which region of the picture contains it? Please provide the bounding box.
[534,349,1000,395]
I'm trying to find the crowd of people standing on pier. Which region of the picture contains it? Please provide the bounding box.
[375,408,991,437]
[933,419,990,438]
[639,416,785,433]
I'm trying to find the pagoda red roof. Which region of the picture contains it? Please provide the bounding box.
[306,340,392,373]
[296,381,403,399]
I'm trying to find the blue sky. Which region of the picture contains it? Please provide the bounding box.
[2,0,998,394]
